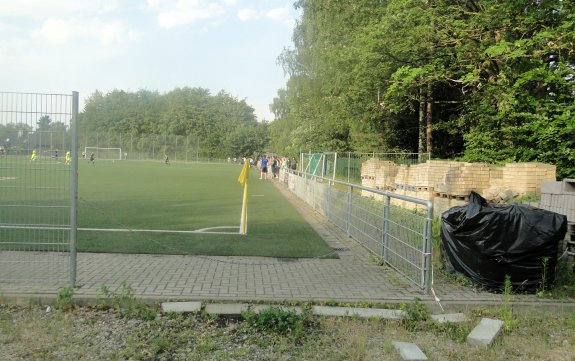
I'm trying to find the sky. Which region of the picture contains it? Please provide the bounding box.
[0,0,300,121]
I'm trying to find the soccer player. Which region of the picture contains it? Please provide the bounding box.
[89,152,95,165]
[65,151,71,165]
[30,148,37,161]
[164,154,170,165]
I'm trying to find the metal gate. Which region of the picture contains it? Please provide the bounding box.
[0,92,78,286]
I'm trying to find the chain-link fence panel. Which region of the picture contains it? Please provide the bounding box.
[300,152,431,185]
[285,170,433,291]
[0,91,78,286]
[79,132,208,162]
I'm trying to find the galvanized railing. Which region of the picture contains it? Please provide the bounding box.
[284,170,433,292]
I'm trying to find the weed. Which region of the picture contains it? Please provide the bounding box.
[400,298,430,332]
[242,306,311,339]
[431,321,470,342]
[536,257,550,296]
[500,275,519,331]
[96,282,156,320]
[541,258,575,299]
[56,286,75,311]
[368,254,386,267]
[510,193,540,204]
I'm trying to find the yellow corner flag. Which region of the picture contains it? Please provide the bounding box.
[238,161,250,235]
[238,161,250,186]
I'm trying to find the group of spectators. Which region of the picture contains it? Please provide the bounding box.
[256,155,297,180]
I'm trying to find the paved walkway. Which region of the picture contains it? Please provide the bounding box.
[0,182,572,311]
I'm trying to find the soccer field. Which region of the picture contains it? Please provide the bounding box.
[77,160,335,258]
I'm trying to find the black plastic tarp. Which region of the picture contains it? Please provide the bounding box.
[441,192,567,293]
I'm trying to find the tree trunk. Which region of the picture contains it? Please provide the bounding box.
[426,83,433,155]
[418,86,426,157]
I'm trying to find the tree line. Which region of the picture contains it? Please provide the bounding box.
[267,0,575,179]
[79,88,268,159]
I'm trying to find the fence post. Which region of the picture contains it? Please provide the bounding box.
[69,91,79,287]
[347,152,351,183]
[423,202,434,293]
[346,185,352,237]
[382,194,390,262]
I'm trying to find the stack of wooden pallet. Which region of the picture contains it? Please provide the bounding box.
[501,163,556,195]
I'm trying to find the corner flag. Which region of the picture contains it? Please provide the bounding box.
[238,161,250,235]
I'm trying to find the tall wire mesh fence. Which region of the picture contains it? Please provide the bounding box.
[300,151,431,185]
[79,132,227,162]
[284,169,433,291]
[0,91,78,285]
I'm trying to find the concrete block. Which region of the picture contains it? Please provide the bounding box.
[251,305,303,315]
[161,301,202,313]
[312,306,405,319]
[204,303,302,316]
[541,181,563,195]
[204,303,250,316]
[563,179,575,194]
[467,318,504,347]
[431,313,470,323]
[392,341,428,361]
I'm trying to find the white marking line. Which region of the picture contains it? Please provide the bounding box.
[0,177,16,181]
[81,226,241,235]
[0,225,241,235]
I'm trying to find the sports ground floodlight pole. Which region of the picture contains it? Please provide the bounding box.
[69,91,79,287]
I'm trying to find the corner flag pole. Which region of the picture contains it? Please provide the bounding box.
[238,161,250,235]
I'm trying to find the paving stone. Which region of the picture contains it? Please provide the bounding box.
[312,306,405,319]
[392,341,428,361]
[161,301,202,313]
[467,318,504,347]
[431,313,470,323]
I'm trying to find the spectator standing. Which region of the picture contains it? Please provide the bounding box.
[260,156,268,179]
[290,157,297,171]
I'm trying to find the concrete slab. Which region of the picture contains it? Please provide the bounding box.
[161,301,202,313]
[431,313,470,323]
[204,303,303,316]
[467,318,504,347]
[392,341,428,361]
[205,303,250,316]
[313,306,405,319]
[251,305,303,314]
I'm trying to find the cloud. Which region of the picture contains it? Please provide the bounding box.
[148,0,237,28]
[0,0,119,18]
[265,7,289,21]
[265,6,294,27]
[237,8,258,22]
[32,17,140,45]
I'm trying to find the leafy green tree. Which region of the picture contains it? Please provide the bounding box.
[80,87,266,158]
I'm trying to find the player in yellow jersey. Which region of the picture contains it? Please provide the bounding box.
[65,151,71,165]
[30,148,37,161]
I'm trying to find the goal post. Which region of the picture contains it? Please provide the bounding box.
[84,147,122,161]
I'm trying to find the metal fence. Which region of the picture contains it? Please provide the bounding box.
[300,151,431,185]
[284,169,433,291]
[79,132,211,162]
[0,91,78,286]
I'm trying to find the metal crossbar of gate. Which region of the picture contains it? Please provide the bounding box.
[286,170,433,292]
[0,91,78,286]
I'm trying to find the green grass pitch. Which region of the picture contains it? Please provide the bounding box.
[77,160,336,258]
